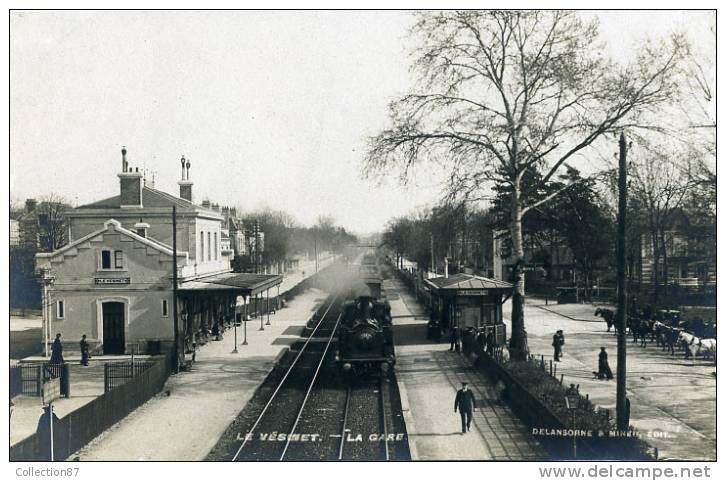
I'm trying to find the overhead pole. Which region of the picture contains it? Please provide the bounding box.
[615,132,628,430]
[172,205,180,373]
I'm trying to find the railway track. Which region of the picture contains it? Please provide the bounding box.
[230,296,342,461]
[337,376,393,460]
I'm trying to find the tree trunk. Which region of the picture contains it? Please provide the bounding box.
[509,186,527,361]
[651,232,660,308]
[659,229,669,302]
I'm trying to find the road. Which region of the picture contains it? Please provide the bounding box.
[506,298,716,461]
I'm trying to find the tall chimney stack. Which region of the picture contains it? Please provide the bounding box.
[178,156,193,202]
[118,147,143,208]
[121,146,128,173]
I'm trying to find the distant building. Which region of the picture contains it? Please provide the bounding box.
[492,232,574,283]
[17,198,71,252]
[639,230,716,287]
[36,149,281,356]
[9,219,20,246]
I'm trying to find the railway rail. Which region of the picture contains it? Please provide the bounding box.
[231,296,342,461]
[337,376,392,460]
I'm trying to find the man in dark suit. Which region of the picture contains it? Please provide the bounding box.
[454,381,476,433]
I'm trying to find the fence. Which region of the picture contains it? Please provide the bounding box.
[104,361,156,392]
[10,364,24,398]
[9,352,173,461]
[461,330,654,460]
[10,363,70,398]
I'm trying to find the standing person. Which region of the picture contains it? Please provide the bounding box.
[552,330,564,361]
[449,326,460,352]
[36,405,60,461]
[50,334,64,365]
[454,381,476,433]
[597,347,613,380]
[79,334,90,366]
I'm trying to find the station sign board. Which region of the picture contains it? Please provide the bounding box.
[42,378,61,405]
[456,289,488,296]
[94,277,131,285]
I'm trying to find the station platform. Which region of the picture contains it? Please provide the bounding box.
[10,260,332,460]
[385,275,546,460]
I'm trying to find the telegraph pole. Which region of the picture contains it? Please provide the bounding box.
[615,132,628,430]
[172,206,180,373]
[430,233,435,276]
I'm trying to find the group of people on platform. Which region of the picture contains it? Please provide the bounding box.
[48,333,91,367]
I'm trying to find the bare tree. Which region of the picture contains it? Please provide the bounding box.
[365,11,687,359]
[630,142,696,305]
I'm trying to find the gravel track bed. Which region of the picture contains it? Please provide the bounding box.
[206,296,341,461]
[280,373,348,461]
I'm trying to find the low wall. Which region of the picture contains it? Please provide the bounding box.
[462,334,654,460]
[10,352,173,461]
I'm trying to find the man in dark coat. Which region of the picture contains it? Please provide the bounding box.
[50,334,64,364]
[36,405,60,461]
[454,381,476,433]
[79,334,90,366]
[598,347,613,380]
[552,330,565,361]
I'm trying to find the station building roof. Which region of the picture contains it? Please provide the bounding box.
[424,273,512,295]
[178,272,283,297]
[76,186,221,218]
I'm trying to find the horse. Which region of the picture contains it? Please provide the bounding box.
[595,308,616,332]
[679,331,705,360]
[632,319,653,347]
[697,338,717,364]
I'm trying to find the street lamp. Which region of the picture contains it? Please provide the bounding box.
[232,312,240,354]
[565,388,579,459]
[242,296,249,345]
[39,268,56,358]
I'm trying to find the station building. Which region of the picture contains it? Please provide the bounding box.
[36,148,281,356]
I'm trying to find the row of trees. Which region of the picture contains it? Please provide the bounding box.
[234,208,358,273]
[365,11,714,360]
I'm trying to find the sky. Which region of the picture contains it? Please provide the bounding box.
[9,10,715,234]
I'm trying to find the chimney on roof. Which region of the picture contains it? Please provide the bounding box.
[118,147,143,208]
[134,217,150,238]
[121,146,128,173]
[178,155,193,202]
[201,199,211,209]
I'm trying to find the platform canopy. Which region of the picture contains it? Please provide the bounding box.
[424,273,512,297]
[178,272,283,297]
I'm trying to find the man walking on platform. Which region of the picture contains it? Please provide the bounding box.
[79,334,90,366]
[454,381,476,433]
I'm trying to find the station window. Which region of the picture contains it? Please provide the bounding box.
[200,231,205,262]
[56,300,65,319]
[161,299,169,317]
[100,249,124,270]
[214,232,218,260]
[207,232,212,261]
[101,250,112,269]
[114,250,124,269]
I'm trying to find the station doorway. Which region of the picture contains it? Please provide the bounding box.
[102,302,125,354]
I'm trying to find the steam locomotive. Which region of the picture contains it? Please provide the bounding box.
[336,254,395,376]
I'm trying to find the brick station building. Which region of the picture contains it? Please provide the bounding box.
[36,148,281,357]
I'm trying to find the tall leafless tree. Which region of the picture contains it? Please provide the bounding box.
[365,11,687,360]
[630,143,697,305]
